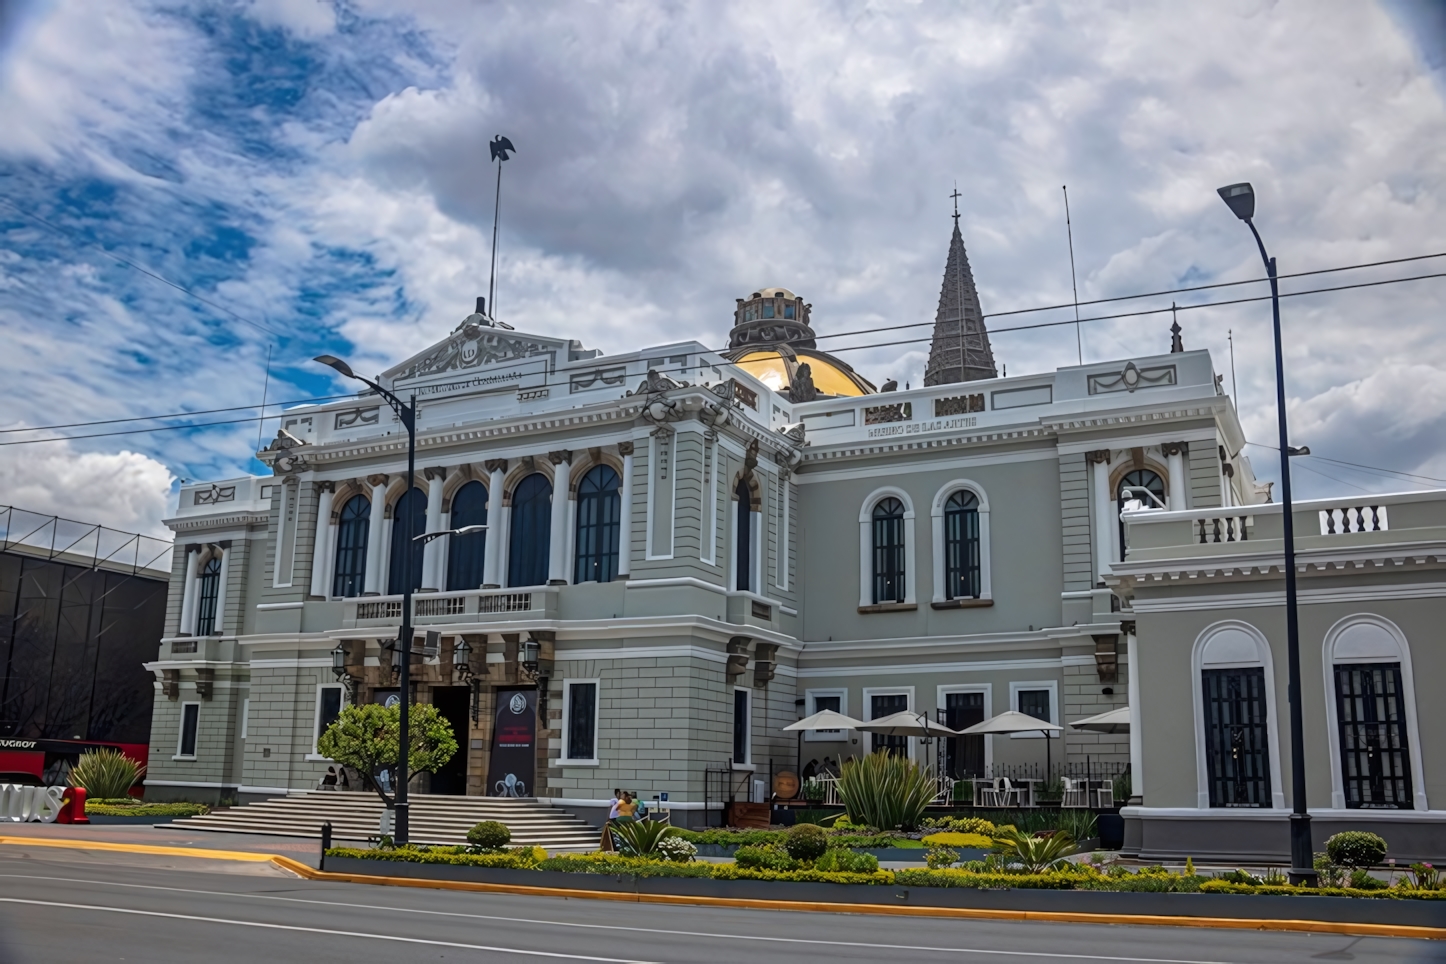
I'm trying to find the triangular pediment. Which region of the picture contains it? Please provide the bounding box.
[383,318,578,385]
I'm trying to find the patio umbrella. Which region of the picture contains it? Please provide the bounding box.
[857,710,959,738]
[1069,706,1131,734]
[955,710,1063,778]
[783,709,864,732]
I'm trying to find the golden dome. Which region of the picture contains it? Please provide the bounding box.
[734,349,873,398]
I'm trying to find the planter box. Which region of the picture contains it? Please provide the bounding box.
[318,855,1446,928]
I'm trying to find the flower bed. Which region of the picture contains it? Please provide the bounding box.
[84,800,210,818]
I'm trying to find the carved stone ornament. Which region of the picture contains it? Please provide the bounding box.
[484,459,508,474]
[548,450,572,465]
[193,484,237,505]
[743,438,760,477]
[1087,361,1177,395]
[616,441,634,457]
[627,369,682,396]
[1086,449,1112,465]
[424,466,448,481]
[366,474,390,489]
[393,323,554,380]
[1162,441,1188,457]
[778,422,806,445]
[786,362,818,403]
[260,429,309,476]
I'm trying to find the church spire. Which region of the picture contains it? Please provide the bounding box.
[924,195,997,387]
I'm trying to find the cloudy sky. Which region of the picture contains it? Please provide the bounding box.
[0,0,1443,538]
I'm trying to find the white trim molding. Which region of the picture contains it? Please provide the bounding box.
[937,682,992,772]
[929,479,992,604]
[1007,680,1058,739]
[858,485,916,607]
[1320,613,1428,811]
[1190,620,1287,810]
[174,701,200,760]
[863,685,916,760]
[558,677,602,766]
[803,688,849,743]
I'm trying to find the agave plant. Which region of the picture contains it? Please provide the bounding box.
[68,748,145,799]
[836,751,934,830]
[610,819,678,857]
[992,828,1077,873]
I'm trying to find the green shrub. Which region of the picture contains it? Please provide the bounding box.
[1197,879,1445,900]
[813,848,879,873]
[1219,869,1262,885]
[538,853,712,877]
[1401,862,1444,891]
[895,868,1080,890]
[68,749,144,799]
[925,816,997,835]
[734,845,797,871]
[712,864,893,885]
[921,832,993,849]
[673,828,783,847]
[826,832,914,849]
[1349,868,1387,890]
[84,801,209,817]
[1313,853,1348,888]
[992,829,1077,874]
[925,847,958,870]
[610,819,678,858]
[1327,831,1387,868]
[326,845,543,869]
[466,821,512,850]
[785,823,828,862]
[836,751,935,831]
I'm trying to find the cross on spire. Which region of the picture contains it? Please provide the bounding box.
[950,184,962,226]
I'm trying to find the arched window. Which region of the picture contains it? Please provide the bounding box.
[508,473,552,588]
[944,490,980,600]
[1117,469,1166,560]
[388,487,427,595]
[195,556,221,636]
[735,476,753,592]
[446,481,488,591]
[574,465,620,584]
[333,495,370,598]
[871,497,906,604]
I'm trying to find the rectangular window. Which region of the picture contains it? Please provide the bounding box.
[177,702,199,758]
[870,692,908,756]
[564,681,599,762]
[1201,667,1272,808]
[944,691,986,778]
[733,688,751,764]
[316,686,343,746]
[1017,689,1051,723]
[1334,663,1412,809]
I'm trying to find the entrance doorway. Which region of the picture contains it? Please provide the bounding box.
[943,691,985,778]
[429,687,470,795]
[1201,666,1272,807]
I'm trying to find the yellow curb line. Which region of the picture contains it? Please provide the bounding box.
[5,839,1440,942]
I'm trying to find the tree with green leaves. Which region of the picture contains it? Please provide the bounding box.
[317,702,458,807]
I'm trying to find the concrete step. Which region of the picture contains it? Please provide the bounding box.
[169,791,601,851]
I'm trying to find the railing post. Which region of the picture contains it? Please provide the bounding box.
[320,821,332,871]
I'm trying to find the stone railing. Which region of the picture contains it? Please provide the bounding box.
[343,587,558,628]
[1195,514,1253,544]
[1319,505,1389,535]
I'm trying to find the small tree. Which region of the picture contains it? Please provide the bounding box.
[317,702,458,808]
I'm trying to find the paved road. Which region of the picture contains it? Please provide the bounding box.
[0,846,1440,964]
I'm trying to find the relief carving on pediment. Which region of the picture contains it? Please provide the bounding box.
[394,323,554,380]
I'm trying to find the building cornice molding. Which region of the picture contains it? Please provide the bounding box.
[1112,541,1446,587]
[163,510,270,532]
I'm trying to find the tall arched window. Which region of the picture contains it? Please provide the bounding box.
[871,497,906,604]
[574,465,620,584]
[388,487,427,595]
[333,495,370,598]
[508,473,552,588]
[1117,469,1165,560]
[735,476,753,592]
[446,481,488,591]
[944,490,981,600]
[195,556,221,636]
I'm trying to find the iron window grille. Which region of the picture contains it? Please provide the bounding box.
[871,497,906,604]
[1201,667,1272,807]
[332,495,370,598]
[1334,663,1413,809]
[574,466,621,584]
[943,490,981,599]
[194,557,221,636]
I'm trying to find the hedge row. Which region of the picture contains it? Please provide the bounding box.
[85,802,210,817]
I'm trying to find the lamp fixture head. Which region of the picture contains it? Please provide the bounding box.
[313,354,355,379]
[331,642,347,680]
[1216,182,1255,221]
[521,638,540,674]
[453,637,472,665]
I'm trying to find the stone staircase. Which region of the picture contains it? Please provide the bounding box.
[167,792,601,851]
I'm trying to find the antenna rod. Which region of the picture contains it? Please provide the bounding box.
[952,184,966,384]
[1063,185,1082,365]
[1229,328,1238,403]
[488,158,504,321]
[254,344,273,453]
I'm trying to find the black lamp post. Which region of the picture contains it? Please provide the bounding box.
[1215,183,1316,886]
[315,353,420,844]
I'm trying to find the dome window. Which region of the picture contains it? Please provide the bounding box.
[783,303,795,319]
[763,302,775,319]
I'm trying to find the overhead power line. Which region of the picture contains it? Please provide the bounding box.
[0,393,358,435]
[1246,441,1446,486]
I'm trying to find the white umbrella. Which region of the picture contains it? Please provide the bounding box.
[1069,706,1131,734]
[956,709,1063,777]
[858,710,959,738]
[783,709,864,732]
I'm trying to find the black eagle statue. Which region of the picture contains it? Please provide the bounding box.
[489,135,516,162]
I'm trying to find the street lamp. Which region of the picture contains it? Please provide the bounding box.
[1215,183,1316,886]
[314,353,420,843]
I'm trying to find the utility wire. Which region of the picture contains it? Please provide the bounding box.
[0,196,283,339]
[0,393,358,434]
[1246,442,1446,486]
[1290,459,1374,494]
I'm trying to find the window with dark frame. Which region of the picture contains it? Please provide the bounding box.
[1334,662,1413,809]
[566,681,598,761]
[574,466,621,584]
[194,556,221,636]
[1201,666,1272,807]
[812,693,841,734]
[178,703,199,757]
[446,481,488,590]
[944,691,985,777]
[1117,469,1165,560]
[508,473,553,588]
[316,686,343,745]
[870,692,908,756]
[871,497,906,604]
[1017,688,1051,723]
[333,494,370,598]
[388,487,428,595]
[732,689,750,763]
[943,490,981,600]
[735,477,752,592]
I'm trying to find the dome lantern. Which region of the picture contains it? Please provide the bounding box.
[724,285,875,400]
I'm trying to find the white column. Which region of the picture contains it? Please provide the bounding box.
[617,443,634,577]
[421,468,446,589]
[179,548,200,635]
[363,475,388,594]
[1090,452,1114,583]
[213,545,230,635]
[547,451,572,585]
[436,510,451,590]
[379,518,394,591]
[1165,445,1187,511]
[309,483,335,597]
[1126,631,1143,802]
[271,483,291,589]
[483,461,507,588]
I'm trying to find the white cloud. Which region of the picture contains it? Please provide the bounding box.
[0,442,175,538]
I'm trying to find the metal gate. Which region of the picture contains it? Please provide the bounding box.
[1334,663,1413,809]
[1201,667,1272,807]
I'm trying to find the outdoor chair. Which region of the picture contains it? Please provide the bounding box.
[1061,777,1088,809]
[1093,784,1115,809]
[976,778,1004,808]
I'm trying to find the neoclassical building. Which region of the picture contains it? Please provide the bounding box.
[145,224,1439,857]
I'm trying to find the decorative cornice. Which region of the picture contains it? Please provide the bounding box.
[165,511,270,533]
[1110,541,1446,587]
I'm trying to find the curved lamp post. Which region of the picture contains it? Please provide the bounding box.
[1215,184,1316,886]
[314,354,421,843]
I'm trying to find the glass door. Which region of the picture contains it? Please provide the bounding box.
[943,692,984,777]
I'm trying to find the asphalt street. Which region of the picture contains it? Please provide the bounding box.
[0,847,1440,964]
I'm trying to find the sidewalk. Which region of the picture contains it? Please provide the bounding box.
[0,821,323,868]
